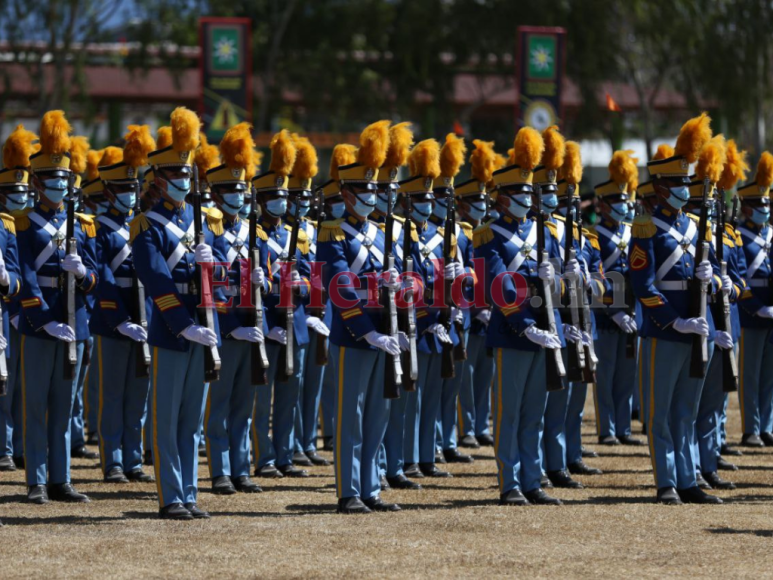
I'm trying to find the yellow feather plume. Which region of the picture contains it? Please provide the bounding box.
[123,125,156,170]
[170,107,201,152]
[86,150,103,181]
[495,152,508,170]
[220,122,255,171]
[100,146,123,168]
[330,144,358,181]
[156,126,172,149]
[69,136,90,175]
[246,149,263,182]
[268,129,296,177]
[513,127,544,171]
[507,148,515,166]
[717,139,750,191]
[385,122,413,168]
[652,144,675,161]
[609,150,638,188]
[755,151,773,190]
[674,112,712,164]
[291,135,318,180]
[409,139,441,179]
[357,120,390,169]
[194,143,220,178]
[439,133,466,178]
[470,140,497,185]
[3,124,38,169]
[559,141,583,185]
[695,134,727,184]
[541,125,565,171]
[39,110,71,156]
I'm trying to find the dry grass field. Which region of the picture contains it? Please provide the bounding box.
[1,394,773,579]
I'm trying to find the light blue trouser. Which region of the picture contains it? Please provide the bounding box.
[295,332,326,453]
[696,343,728,473]
[96,336,149,475]
[70,335,93,449]
[566,382,587,465]
[0,326,23,458]
[493,347,548,494]
[631,339,641,414]
[739,327,773,435]
[85,340,98,439]
[403,353,435,466]
[149,345,208,508]
[418,353,445,464]
[22,335,85,485]
[641,337,712,490]
[593,330,636,438]
[438,331,469,451]
[458,334,494,438]
[320,352,336,441]
[329,344,390,500]
[205,339,255,479]
[251,341,306,469]
[384,384,409,478]
[542,349,570,473]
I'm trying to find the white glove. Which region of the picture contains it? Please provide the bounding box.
[306,316,330,337]
[0,252,8,287]
[231,326,264,343]
[714,330,734,350]
[181,324,218,347]
[427,323,453,344]
[695,260,712,282]
[524,325,562,349]
[538,261,554,282]
[251,267,265,288]
[444,261,464,281]
[0,334,6,351]
[117,321,147,342]
[451,307,464,323]
[43,321,75,343]
[398,331,410,352]
[194,243,213,263]
[672,317,709,336]
[62,253,86,279]
[364,330,401,355]
[383,267,401,291]
[10,315,18,330]
[563,258,582,282]
[611,312,638,334]
[721,275,733,296]
[267,327,287,345]
[291,270,301,285]
[563,324,583,344]
[757,306,773,319]
[475,309,491,325]
[580,331,593,347]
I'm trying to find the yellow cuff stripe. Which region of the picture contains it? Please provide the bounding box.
[341,308,362,320]
[100,301,117,310]
[501,305,520,316]
[21,297,41,308]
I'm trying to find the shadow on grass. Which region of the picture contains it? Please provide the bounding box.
[2,514,126,526]
[707,526,773,538]
[85,490,157,501]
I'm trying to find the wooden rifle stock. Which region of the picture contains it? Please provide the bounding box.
[575,203,598,383]
[63,174,78,380]
[277,198,301,382]
[382,191,403,399]
[439,191,456,379]
[249,186,269,385]
[688,178,711,379]
[563,198,585,382]
[399,195,418,391]
[130,184,151,378]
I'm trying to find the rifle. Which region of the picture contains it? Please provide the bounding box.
[312,189,329,366]
[688,177,711,379]
[534,183,566,391]
[381,190,403,399]
[191,165,221,382]
[63,173,78,380]
[439,191,456,379]
[623,203,640,359]
[711,188,739,392]
[277,198,301,382]
[447,194,467,363]
[563,197,586,382]
[249,186,269,385]
[399,194,418,391]
[575,200,598,383]
[130,183,151,378]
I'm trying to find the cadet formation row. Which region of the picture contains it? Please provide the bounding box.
[0,107,770,521]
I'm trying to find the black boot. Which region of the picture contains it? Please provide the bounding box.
[0,455,16,471]
[677,486,723,504]
[159,502,193,520]
[524,488,562,505]
[717,456,738,471]
[442,448,473,463]
[702,471,736,490]
[363,496,401,512]
[48,483,90,503]
[277,464,309,478]
[292,451,313,467]
[184,502,210,519]
[254,464,283,478]
[459,435,480,449]
[71,445,98,460]
[27,485,49,504]
[695,471,712,490]
[126,468,154,483]
[741,433,764,447]
[499,489,529,506]
[104,467,129,484]
[568,460,602,476]
[656,486,682,505]
[476,433,494,447]
[720,443,742,457]
[618,435,644,446]
[211,475,237,495]
[306,451,330,466]
[419,463,452,478]
[547,470,583,489]
[232,476,262,493]
[337,497,371,514]
[386,474,422,490]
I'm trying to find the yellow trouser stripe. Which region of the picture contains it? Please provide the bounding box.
[83,365,90,420]
[335,347,346,497]
[647,339,658,483]
[739,330,745,429]
[251,403,259,469]
[637,340,644,425]
[204,385,213,478]
[495,348,504,492]
[592,381,601,437]
[151,347,164,506]
[20,335,28,482]
[97,337,106,473]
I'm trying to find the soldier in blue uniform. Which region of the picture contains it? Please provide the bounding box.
[0,125,29,477]
[203,123,266,495]
[90,125,156,484]
[20,111,97,504]
[131,107,226,520]
[474,127,568,506]
[317,120,407,514]
[735,152,773,448]
[249,130,313,479]
[630,113,726,505]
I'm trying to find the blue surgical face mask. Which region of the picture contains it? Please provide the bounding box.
[352,192,376,218]
[4,192,29,212]
[221,193,244,215]
[239,202,251,218]
[626,204,635,221]
[751,206,770,225]
[411,201,433,222]
[540,193,558,214]
[466,200,487,222]
[96,201,110,216]
[43,177,68,204]
[432,197,448,218]
[666,186,689,210]
[504,193,532,219]
[610,202,628,222]
[376,190,396,214]
[488,208,500,221]
[329,202,345,219]
[164,177,190,202]
[556,205,568,217]
[265,198,288,218]
[114,192,136,214]
[288,199,311,218]
[202,200,215,209]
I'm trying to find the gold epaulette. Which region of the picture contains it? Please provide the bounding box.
[545,220,558,239]
[393,215,406,224]
[76,213,96,238]
[473,221,493,248]
[318,218,345,243]
[0,213,15,236]
[11,208,31,232]
[583,228,600,250]
[255,223,268,241]
[205,208,224,236]
[459,221,474,241]
[436,228,458,259]
[407,221,419,242]
[686,213,712,243]
[722,232,735,248]
[632,214,656,238]
[129,212,151,243]
[735,230,743,246]
[296,226,310,255]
